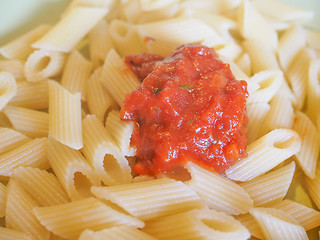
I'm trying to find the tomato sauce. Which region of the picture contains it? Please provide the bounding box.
[120,44,248,176]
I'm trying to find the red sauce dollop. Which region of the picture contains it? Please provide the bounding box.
[120,44,248,176]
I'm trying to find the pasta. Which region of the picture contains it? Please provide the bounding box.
[0,0,319,239]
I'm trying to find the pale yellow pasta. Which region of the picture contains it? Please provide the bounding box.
[278,24,306,72]
[215,41,243,61]
[13,166,70,206]
[3,106,49,138]
[91,177,204,221]
[242,39,279,74]
[49,80,83,150]
[0,25,50,59]
[105,110,136,157]
[235,52,251,77]
[82,115,132,185]
[144,38,177,57]
[86,67,117,123]
[33,197,144,240]
[246,70,282,104]
[109,20,147,57]
[293,111,320,179]
[0,183,7,218]
[137,3,180,24]
[253,0,314,22]
[137,17,225,49]
[0,60,24,81]
[268,199,320,231]
[263,93,295,133]
[139,0,178,11]
[306,162,320,209]
[0,127,30,156]
[306,29,320,50]
[0,137,49,177]
[306,58,320,123]
[239,161,295,206]
[249,207,308,240]
[287,47,315,110]
[186,162,253,215]
[225,129,301,181]
[79,226,157,240]
[88,19,114,68]
[0,227,32,240]
[180,0,241,13]
[235,213,264,239]
[32,7,108,53]
[191,10,238,41]
[47,137,100,201]
[143,208,250,240]
[61,49,92,100]
[246,102,270,143]
[24,49,66,82]
[5,178,51,240]
[0,72,17,111]
[238,0,278,50]
[8,79,49,109]
[100,48,139,107]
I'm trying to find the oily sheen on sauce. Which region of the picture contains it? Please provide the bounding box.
[120,44,248,176]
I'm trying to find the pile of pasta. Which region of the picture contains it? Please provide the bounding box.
[0,0,320,239]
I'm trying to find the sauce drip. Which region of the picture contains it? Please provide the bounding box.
[121,44,248,176]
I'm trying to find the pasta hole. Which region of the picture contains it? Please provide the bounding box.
[115,23,129,38]
[258,77,274,90]
[273,137,294,149]
[103,154,122,179]
[73,172,93,198]
[34,56,50,72]
[202,219,238,232]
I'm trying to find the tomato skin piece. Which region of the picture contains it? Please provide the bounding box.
[120,44,248,176]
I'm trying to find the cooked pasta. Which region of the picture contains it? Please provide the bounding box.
[0,71,17,111]
[0,0,319,239]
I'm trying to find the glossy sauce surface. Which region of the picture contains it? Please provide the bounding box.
[121,44,248,176]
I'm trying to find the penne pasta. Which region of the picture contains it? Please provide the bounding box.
[33,197,144,240]
[278,24,306,72]
[0,183,7,218]
[79,226,157,240]
[109,20,147,57]
[246,70,282,104]
[268,199,320,231]
[32,7,108,52]
[0,127,30,155]
[86,67,118,123]
[242,39,279,74]
[0,227,32,240]
[24,49,66,82]
[88,19,114,68]
[5,178,51,240]
[293,111,320,179]
[47,137,100,201]
[225,129,301,181]
[8,79,49,110]
[250,207,308,240]
[143,208,250,240]
[238,0,278,50]
[92,177,204,221]
[105,110,136,157]
[239,161,295,206]
[48,80,83,150]
[306,58,320,123]
[186,162,253,215]
[0,137,49,178]
[0,25,50,60]
[0,71,17,111]
[0,59,24,81]
[100,48,139,107]
[82,114,132,185]
[61,49,92,100]
[13,166,70,206]
[3,105,49,138]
